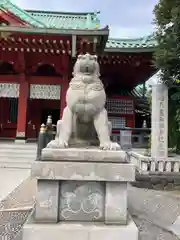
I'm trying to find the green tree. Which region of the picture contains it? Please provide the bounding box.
[154,0,180,152]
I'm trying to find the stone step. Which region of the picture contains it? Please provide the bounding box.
[0,143,37,150]
[0,149,36,154]
[0,150,36,158]
[0,155,35,161]
[0,149,37,154]
[0,161,32,169]
[0,143,37,162]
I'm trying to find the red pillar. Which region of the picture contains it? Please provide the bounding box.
[16,73,29,141]
[60,78,69,119]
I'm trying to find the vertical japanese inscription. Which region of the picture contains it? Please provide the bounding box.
[151,84,168,159]
[157,89,166,158]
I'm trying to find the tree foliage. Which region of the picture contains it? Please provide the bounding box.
[154,0,180,85]
[154,0,180,151]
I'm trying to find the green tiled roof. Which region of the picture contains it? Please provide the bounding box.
[1,0,100,30]
[1,0,157,50]
[0,0,46,27]
[106,35,157,49]
[26,10,101,30]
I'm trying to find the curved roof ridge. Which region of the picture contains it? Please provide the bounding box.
[26,8,101,30]
[106,35,157,51]
[0,0,46,27]
[26,9,100,16]
[108,34,155,42]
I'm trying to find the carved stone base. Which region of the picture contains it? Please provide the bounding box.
[23,211,138,240]
[59,181,105,222]
[32,160,135,224]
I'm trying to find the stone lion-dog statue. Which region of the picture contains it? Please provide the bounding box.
[47,53,121,150]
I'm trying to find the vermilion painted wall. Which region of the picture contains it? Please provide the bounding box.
[0,75,68,138]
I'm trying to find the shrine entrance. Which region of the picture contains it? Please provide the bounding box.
[26,84,61,139]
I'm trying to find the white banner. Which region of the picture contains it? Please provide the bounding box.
[30,84,61,100]
[0,83,19,98]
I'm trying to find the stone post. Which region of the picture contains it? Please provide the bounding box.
[151,84,168,160]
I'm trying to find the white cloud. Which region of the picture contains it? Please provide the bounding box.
[109,25,154,38]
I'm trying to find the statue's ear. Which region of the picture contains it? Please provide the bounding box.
[78,54,82,59]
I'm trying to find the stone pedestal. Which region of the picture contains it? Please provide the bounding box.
[22,148,138,240]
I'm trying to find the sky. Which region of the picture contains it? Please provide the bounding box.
[12,0,159,38]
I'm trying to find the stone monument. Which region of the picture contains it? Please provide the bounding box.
[22,53,138,240]
[151,83,168,160]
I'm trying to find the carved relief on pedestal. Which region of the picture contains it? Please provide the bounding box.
[59,181,104,221]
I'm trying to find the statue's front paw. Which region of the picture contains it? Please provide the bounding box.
[58,139,68,148]
[100,142,121,151]
[47,140,59,148]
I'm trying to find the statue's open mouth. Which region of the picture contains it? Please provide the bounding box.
[80,64,94,75]
[84,68,91,75]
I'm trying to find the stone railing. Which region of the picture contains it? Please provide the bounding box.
[112,127,150,148]
[129,152,180,173]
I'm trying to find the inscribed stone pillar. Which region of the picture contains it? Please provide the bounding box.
[16,75,29,142]
[151,84,168,160]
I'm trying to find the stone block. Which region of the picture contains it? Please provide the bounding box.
[59,181,105,221]
[105,182,127,225]
[41,148,127,163]
[89,220,138,240]
[35,180,59,223]
[32,161,135,182]
[22,212,138,240]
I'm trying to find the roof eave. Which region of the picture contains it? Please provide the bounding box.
[0,25,109,36]
[25,9,101,16]
[104,47,156,53]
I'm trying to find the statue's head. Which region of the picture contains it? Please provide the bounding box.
[73,53,100,79]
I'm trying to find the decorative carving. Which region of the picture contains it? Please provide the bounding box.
[59,181,104,221]
[30,84,61,100]
[47,53,121,150]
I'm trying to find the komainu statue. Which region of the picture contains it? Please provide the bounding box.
[47,53,121,150]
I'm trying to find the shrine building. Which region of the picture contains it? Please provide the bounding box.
[0,0,157,142]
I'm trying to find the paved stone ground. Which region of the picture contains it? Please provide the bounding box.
[128,185,180,240]
[0,169,30,202]
[0,176,36,240]
[0,210,31,240]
